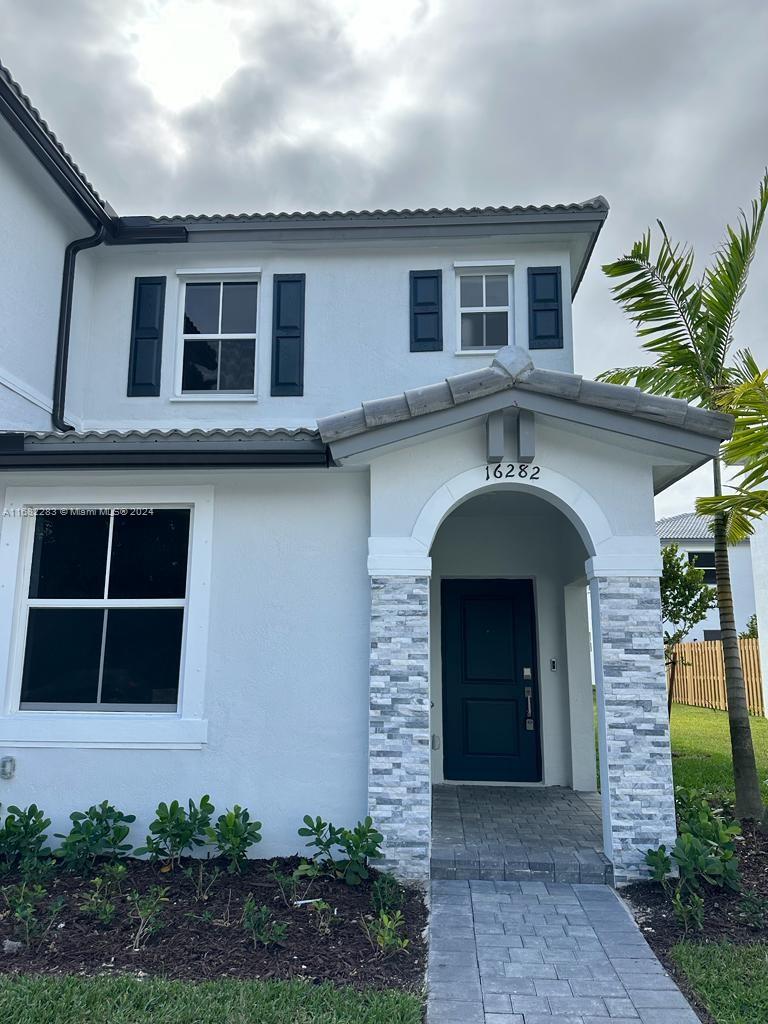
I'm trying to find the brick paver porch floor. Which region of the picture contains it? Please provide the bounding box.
[431,785,613,885]
[427,880,699,1024]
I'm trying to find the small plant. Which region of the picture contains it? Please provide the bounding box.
[0,804,51,871]
[298,814,384,886]
[671,887,704,934]
[18,855,57,885]
[136,796,214,870]
[3,882,65,949]
[101,861,128,893]
[371,872,404,915]
[241,895,287,948]
[298,815,344,868]
[338,818,384,886]
[269,861,307,907]
[209,806,262,873]
[739,892,768,930]
[79,876,117,925]
[362,909,410,956]
[307,899,336,936]
[55,801,135,872]
[644,846,672,884]
[182,859,221,902]
[127,885,169,950]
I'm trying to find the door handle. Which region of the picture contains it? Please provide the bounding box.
[524,685,532,718]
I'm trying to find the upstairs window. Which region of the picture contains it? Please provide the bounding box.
[19,509,190,712]
[688,551,717,586]
[181,280,258,393]
[458,272,511,350]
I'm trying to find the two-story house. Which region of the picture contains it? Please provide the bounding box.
[0,61,733,883]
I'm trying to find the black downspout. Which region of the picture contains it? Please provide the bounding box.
[52,224,107,431]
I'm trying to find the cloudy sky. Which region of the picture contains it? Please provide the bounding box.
[2,0,766,516]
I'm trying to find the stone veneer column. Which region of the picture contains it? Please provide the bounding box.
[589,574,677,882]
[368,575,431,880]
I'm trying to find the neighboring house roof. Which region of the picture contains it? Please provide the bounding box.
[0,58,114,226]
[317,346,733,453]
[657,512,715,541]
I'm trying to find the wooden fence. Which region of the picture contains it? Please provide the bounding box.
[669,639,764,716]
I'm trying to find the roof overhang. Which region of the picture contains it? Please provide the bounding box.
[0,429,327,469]
[317,347,731,494]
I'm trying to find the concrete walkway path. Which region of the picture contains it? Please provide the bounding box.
[428,880,700,1024]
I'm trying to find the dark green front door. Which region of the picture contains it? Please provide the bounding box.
[441,579,541,782]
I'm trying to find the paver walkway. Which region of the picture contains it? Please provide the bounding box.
[428,880,699,1024]
[432,786,613,884]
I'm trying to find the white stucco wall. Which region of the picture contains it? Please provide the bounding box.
[429,493,595,789]
[0,468,371,857]
[0,118,90,430]
[661,539,755,640]
[66,240,575,430]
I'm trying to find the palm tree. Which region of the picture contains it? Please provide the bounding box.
[598,170,768,821]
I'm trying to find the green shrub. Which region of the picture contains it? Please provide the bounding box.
[0,804,51,872]
[671,887,704,934]
[208,806,261,873]
[55,801,135,872]
[2,882,65,949]
[371,873,404,915]
[241,896,287,948]
[127,886,169,950]
[298,814,383,886]
[79,876,117,925]
[136,796,214,869]
[362,909,410,955]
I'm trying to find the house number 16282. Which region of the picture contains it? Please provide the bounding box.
[485,463,540,481]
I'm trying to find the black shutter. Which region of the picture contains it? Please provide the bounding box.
[127,277,166,396]
[410,270,442,351]
[271,274,305,396]
[527,267,563,350]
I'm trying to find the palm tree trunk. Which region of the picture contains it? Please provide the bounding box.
[667,649,678,717]
[712,458,764,820]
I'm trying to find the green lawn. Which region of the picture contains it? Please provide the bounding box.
[670,703,768,799]
[671,942,768,1024]
[0,976,422,1024]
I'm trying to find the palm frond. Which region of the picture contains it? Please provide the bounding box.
[597,363,704,400]
[601,225,709,401]
[697,490,768,541]
[701,170,768,377]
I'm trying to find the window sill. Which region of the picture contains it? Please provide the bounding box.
[454,348,503,356]
[169,395,258,403]
[0,712,208,749]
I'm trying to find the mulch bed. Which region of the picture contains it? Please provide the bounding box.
[622,822,768,1024]
[0,856,427,993]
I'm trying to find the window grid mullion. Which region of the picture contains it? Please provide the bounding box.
[218,282,223,334]
[103,510,115,600]
[95,608,108,705]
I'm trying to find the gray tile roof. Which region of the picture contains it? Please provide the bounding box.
[317,347,734,444]
[656,512,714,540]
[124,196,609,226]
[18,426,321,451]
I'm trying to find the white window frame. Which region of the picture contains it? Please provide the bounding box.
[0,485,214,748]
[454,262,515,354]
[173,271,261,402]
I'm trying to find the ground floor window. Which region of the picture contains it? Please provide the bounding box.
[19,507,190,712]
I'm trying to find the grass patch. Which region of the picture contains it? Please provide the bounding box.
[0,975,423,1024]
[669,704,768,800]
[671,942,768,1024]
